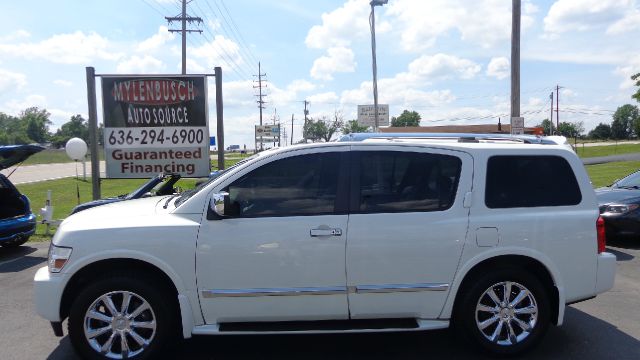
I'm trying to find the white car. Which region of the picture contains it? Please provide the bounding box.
[34,136,616,359]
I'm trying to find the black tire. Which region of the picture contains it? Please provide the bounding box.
[68,273,178,360]
[453,267,550,356]
[0,235,29,248]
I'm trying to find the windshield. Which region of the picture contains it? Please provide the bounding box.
[173,154,259,207]
[614,171,640,188]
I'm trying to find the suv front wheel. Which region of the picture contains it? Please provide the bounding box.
[68,274,177,360]
[454,268,551,355]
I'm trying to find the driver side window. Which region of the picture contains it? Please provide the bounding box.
[225,152,341,218]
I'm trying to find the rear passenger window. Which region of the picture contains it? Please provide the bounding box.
[485,155,581,208]
[356,151,461,213]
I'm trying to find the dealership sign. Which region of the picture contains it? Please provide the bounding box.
[357,104,389,127]
[101,75,210,178]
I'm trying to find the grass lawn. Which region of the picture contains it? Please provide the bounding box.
[17,176,199,242]
[16,156,247,242]
[21,148,104,165]
[585,161,640,188]
[575,143,640,159]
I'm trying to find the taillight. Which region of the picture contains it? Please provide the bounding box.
[596,216,606,253]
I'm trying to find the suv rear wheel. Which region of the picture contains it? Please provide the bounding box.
[454,268,550,355]
[68,274,177,360]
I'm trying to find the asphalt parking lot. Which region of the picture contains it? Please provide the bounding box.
[1,240,639,360]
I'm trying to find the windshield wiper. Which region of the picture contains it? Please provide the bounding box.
[162,194,180,209]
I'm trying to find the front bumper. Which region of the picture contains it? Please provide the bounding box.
[595,252,617,294]
[33,266,65,322]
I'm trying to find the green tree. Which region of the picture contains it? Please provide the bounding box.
[0,112,29,145]
[391,110,421,127]
[51,114,89,147]
[536,119,552,135]
[20,107,52,143]
[341,120,369,134]
[611,104,639,139]
[632,72,640,103]
[303,111,344,142]
[557,121,584,138]
[588,123,612,140]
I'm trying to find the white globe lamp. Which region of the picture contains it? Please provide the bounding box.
[65,138,88,161]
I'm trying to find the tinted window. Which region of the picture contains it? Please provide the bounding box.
[225,152,341,217]
[356,151,461,213]
[485,155,581,208]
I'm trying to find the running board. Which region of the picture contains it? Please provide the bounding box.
[192,319,449,335]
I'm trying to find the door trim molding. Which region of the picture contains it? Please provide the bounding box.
[355,283,449,294]
[201,286,347,298]
[201,283,449,298]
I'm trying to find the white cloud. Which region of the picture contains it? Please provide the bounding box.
[0,30,30,42]
[607,7,640,34]
[386,0,537,51]
[185,58,206,73]
[310,47,356,80]
[486,57,510,80]
[0,69,27,95]
[190,35,243,69]
[407,54,481,81]
[211,80,254,107]
[615,54,640,89]
[116,55,166,73]
[0,31,121,64]
[307,92,339,104]
[136,26,175,53]
[544,0,633,34]
[305,0,390,50]
[53,79,73,87]
[287,79,316,93]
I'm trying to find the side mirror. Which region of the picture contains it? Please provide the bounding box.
[207,191,229,220]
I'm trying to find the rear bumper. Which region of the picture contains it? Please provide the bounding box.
[33,266,65,322]
[0,213,36,242]
[595,252,616,294]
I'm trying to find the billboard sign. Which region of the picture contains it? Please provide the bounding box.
[357,104,389,127]
[101,75,210,178]
[255,125,280,145]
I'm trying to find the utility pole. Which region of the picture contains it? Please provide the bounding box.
[369,0,388,132]
[555,85,561,131]
[550,91,554,135]
[272,108,279,148]
[253,62,267,150]
[510,0,521,134]
[166,0,202,75]
[291,114,294,146]
[303,100,309,143]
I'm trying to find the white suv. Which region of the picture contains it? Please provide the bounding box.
[34,137,616,359]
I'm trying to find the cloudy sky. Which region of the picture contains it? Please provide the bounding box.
[0,0,639,147]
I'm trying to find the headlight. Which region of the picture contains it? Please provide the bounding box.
[48,244,73,273]
[603,203,639,215]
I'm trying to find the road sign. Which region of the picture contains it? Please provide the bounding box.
[511,116,524,135]
[357,104,389,127]
[255,125,280,138]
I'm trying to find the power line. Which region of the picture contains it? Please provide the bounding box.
[218,0,260,64]
[190,1,252,80]
[206,0,259,66]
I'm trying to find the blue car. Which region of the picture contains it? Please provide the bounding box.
[0,145,44,248]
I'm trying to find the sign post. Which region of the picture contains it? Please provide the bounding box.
[101,75,210,178]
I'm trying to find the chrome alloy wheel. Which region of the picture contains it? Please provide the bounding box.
[475,281,538,346]
[83,291,157,359]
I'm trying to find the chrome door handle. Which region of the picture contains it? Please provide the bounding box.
[310,228,342,237]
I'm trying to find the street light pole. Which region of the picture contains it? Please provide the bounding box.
[369,0,387,132]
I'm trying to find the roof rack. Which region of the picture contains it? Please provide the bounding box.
[339,132,557,145]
